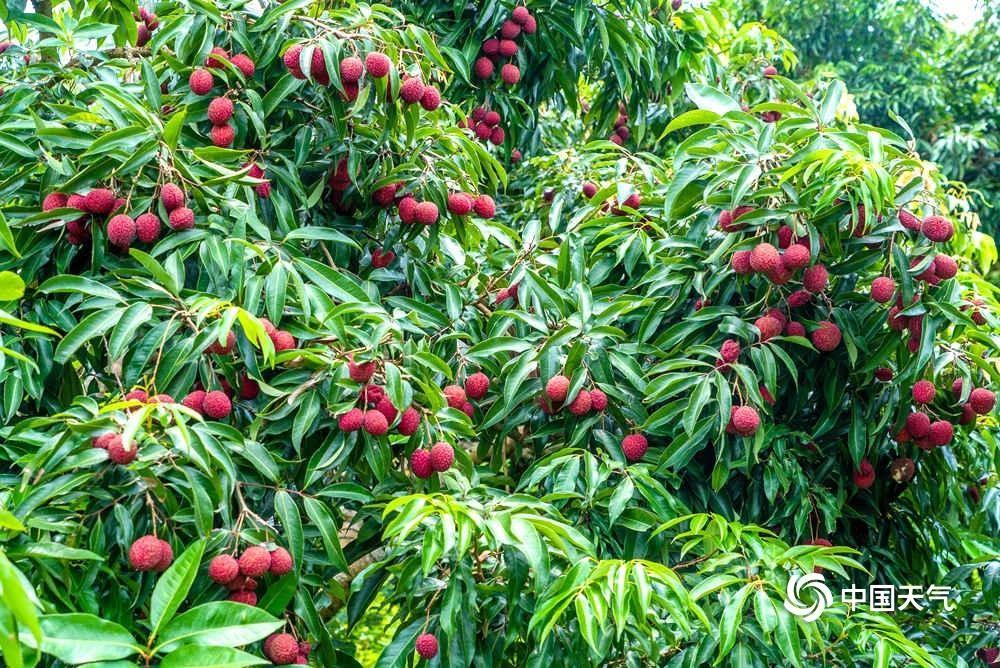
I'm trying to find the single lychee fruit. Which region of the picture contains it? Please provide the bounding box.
[398,407,420,436]
[159,183,185,212]
[168,207,195,231]
[489,126,505,145]
[363,410,389,436]
[269,547,293,575]
[465,372,490,400]
[906,411,931,438]
[749,243,780,273]
[545,375,570,403]
[429,442,455,472]
[371,248,395,268]
[238,546,271,577]
[582,182,597,198]
[731,406,760,435]
[969,387,995,414]
[129,535,164,571]
[84,188,116,215]
[720,338,741,363]
[870,276,896,303]
[264,633,300,664]
[348,359,375,383]
[763,65,778,78]
[339,56,363,84]
[230,53,255,78]
[283,44,304,77]
[106,214,136,248]
[181,390,207,414]
[209,554,240,584]
[415,633,439,660]
[447,192,473,216]
[205,47,229,69]
[410,449,433,478]
[443,384,467,409]
[399,77,425,104]
[811,321,842,352]
[210,123,235,147]
[731,251,752,275]
[202,390,232,419]
[921,215,953,242]
[927,420,953,446]
[42,192,68,211]
[933,254,957,280]
[512,6,531,24]
[107,435,138,464]
[874,368,893,382]
[898,209,921,231]
[522,14,537,33]
[568,390,592,415]
[189,68,213,95]
[420,86,441,111]
[206,331,235,355]
[781,244,810,270]
[376,397,398,424]
[912,380,936,404]
[207,97,234,126]
[500,63,520,86]
[499,39,518,57]
[414,201,439,225]
[785,321,806,337]
[621,434,648,462]
[473,195,496,218]
[365,52,391,78]
[338,408,364,432]
[590,388,608,411]
[474,57,494,79]
[272,330,296,351]
[803,264,828,293]
[134,212,161,243]
[754,316,782,342]
[398,196,418,224]
[852,458,875,489]
[228,590,257,605]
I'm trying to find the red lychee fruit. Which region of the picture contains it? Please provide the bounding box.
[447,192,474,216]
[398,407,420,435]
[927,420,953,446]
[590,388,608,411]
[731,250,752,275]
[181,390,206,414]
[154,539,172,570]
[338,408,364,432]
[474,57,494,79]
[420,86,441,111]
[763,65,778,78]
[230,53,255,78]
[92,432,116,449]
[205,47,229,69]
[371,248,395,268]
[376,397,398,424]
[414,201,439,225]
[429,442,455,472]
[371,183,398,208]
[189,68,213,95]
[207,331,235,355]
[106,214,136,248]
[283,44,304,77]
[621,434,648,462]
[875,368,893,382]
[348,359,375,383]
[783,321,805,337]
[483,110,501,127]
[365,52,391,78]
[202,390,232,419]
[489,127,505,145]
[125,389,149,402]
[107,435,138,464]
[933,254,957,280]
[133,212,161,244]
[474,122,492,140]
[465,372,490,400]
[210,123,235,147]
[545,375,570,403]
[238,546,271,577]
[272,330,296,351]
[921,215,953,242]
[852,458,875,489]
[754,316,782,342]
[167,207,195,231]
[410,449,433,478]
[209,554,240,584]
[811,321,842,352]
[460,401,475,418]
[499,39,518,57]
[906,411,931,438]
[781,244,810,270]
[85,188,116,215]
[749,243,780,273]
[129,535,164,571]
[898,209,921,231]
[67,193,87,211]
[803,264,828,293]
[970,387,995,414]
[731,406,760,435]
[482,38,500,55]
[399,77,425,104]
[912,380,936,404]
[522,14,537,33]
[159,183,185,212]
[264,633,300,664]
[398,196,418,224]
[568,390,592,415]
[720,339,741,363]
[339,56,363,84]
[415,633,439,660]
[512,6,531,24]
[473,195,496,218]
[269,547,293,575]
[207,97,233,125]
[443,384,467,409]
[500,63,520,86]
[870,276,896,303]
[42,192,68,211]
[363,410,389,436]
[776,225,793,248]
[582,182,597,198]
[228,590,257,605]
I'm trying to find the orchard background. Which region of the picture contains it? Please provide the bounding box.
[0,0,997,666]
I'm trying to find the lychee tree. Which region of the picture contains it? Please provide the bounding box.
[0,1,997,667]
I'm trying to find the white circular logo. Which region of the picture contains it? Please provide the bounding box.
[784,572,833,622]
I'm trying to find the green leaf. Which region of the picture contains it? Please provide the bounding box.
[21,614,138,664]
[54,308,124,364]
[0,271,25,301]
[156,602,282,653]
[149,539,206,640]
[159,645,269,667]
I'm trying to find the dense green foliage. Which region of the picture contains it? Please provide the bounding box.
[0,1,997,667]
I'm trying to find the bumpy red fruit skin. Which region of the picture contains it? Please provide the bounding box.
[749,243,780,273]
[474,57,494,79]
[582,182,597,198]
[429,442,455,472]
[42,192,68,211]
[731,406,760,435]
[414,201,439,225]
[970,387,995,414]
[154,539,173,571]
[803,264,828,293]
[348,360,375,383]
[239,375,259,400]
[921,215,954,242]
[229,53,255,77]
[720,339,741,363]
[898,209,921,231]
[92,432,116,449]
[499,39,518,57]
[272,330,296,351]
[168,207,195,231]
[107,214,136,248]
[912,380,936,404]
[134,213,161,243]
[363,410,389,435]
[568,390,592,415]
[731,251,752,275]
[189,68,213,95]
[283,44,304,77]
[84,188,116,215]
[338,408,364,432]
[365,52,391,78]
[269,547,293,575]
[473,195,496,218]
[228,590,257,605]
[376,397,398,423]
[107,435,138,464]
[906,411,931,438]
[208,554,240,584]
[853,458,875,489]
[67,193,88,211]
[811,321,842,352]
[500,63,521,85]
[210,123,235,147]
[129,535,163,571]
[420,86,441,111]
[590,388,608,411]
[489,127,506,145]
[202,390,232,419]
[399,77,425,104]
[265,633,300,664]
[783,321,805,337]
[398,196,418,224]
[447,192,473,216]
[207,97,233,125]
[410,449,433,478]
[465,372,490,399]
[754,316,782,342]
[181,390,207,414]
[782,244,810,270]
[442,384,467,409]
[621,434,648,462]
[398,407,420,435]
[205,47,229,68]
[159,183,185,212]
[415,633,439,660]
[512,5,531,24]
[870,276,896,303]
[875,368,893,382]
[933,254,958,280]
[545,375,570,403]
[238,546,272,577]
[927,420,953,446]
[339,56,363,84]
[522,15,537,33]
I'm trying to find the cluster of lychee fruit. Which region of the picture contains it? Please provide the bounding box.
[134,7,159,47]
[409,441,455,478]
[262,632,311,665]
[473,5,536,86]
[180,388,233,419]
[607,103,630,145]
[92,431,141,465]
[338,360,422,437]
[894,379,994,450]
[460,107,507,147]
[246,161,271,198]
[128,534,174,572]
[539,374,609,417]
[261,317,297,352]
[446,191,496,220]
[189,48,256,95]
[208,544,293,607]
[442,372,491,418]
